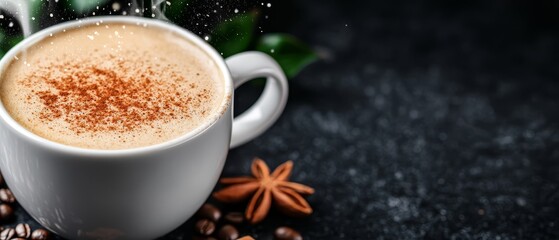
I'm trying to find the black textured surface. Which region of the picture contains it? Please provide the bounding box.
[7,0,559,239]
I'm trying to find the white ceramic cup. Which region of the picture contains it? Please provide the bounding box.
[0,16,288,239]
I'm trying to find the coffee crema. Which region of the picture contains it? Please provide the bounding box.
[0,23,225,150]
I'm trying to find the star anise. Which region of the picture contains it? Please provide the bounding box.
[213,158,315,224]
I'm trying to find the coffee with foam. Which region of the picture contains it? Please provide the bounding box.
[0,23,225,150]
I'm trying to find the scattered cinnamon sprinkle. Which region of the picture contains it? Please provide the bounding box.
[22,55,211,134]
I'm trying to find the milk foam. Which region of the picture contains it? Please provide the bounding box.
[0,23,225,150]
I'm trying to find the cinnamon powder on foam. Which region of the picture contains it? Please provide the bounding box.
[25,55,210,134]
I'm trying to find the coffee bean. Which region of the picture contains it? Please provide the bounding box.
[195,219,216,236]
[12,238,27,240]
[274,227,302,240]
[31,229,50,240]
[0,174,3,186]
[0,189,15,204]
[224,212,244,225]
[0,228,15,240]
[0,204,14,221]
[197,203,221,222]
[15,223,31,238]
[217,225,238,240]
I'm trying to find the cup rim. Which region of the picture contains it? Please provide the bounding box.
[0,16,233,157]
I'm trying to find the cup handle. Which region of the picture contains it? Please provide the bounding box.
[0,0,33,37]
[225,51,289,148]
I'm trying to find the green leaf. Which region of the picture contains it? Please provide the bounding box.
[165,0,190,22]
[0,35,24,58]
[29,0,43,15]
[0,30,5,59]
[256,34,317,78]
[6,35,24,48]
[0,30,5,44]
[29,0,43,33]
[68,0,110,13]
[210,12,256,58]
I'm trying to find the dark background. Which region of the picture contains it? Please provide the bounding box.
[3,0,559,239]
